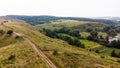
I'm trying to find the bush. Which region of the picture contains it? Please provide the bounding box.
[80,44,85,48]
[7,30,13,35]
[111,50,117,57]
[8,55,15,60]
[117,60,120,63]
[87,35,93,41]
[15,36,23,40]
[95,49,99,53]
[53,49,58,56]
[2,55,16,64]
[64,52,72,56]
[0,30,4,35]
[100,56,105,58]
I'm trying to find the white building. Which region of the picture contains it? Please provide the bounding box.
[108,36,120,43]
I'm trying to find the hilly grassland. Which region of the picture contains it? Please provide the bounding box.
[0,18,48,68]
[0,18,120,68]
[35,20,88,30]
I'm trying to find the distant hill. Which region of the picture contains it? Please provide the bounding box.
[72,22,108,32]
[93,17,120,21]
[35,20,88,30]
[5,15,120,25]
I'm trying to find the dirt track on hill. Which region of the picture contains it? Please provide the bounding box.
[14,32,57,68]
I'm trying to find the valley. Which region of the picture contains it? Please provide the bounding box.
[0,17,120,68]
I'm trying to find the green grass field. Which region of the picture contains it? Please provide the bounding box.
[80,40,101,49]
[92,46,120,56]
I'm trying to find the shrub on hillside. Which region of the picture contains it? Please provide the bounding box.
[117,60,120,63]
[8,55,16,60]
[0,30,5,35]
[111,50,118,57]
[7,30,13,35]
[95,49,99,53]
[2,55,16,64]
[64,52,72,56]
[100,56,105,59]
[53,49,58,56]
[15,36,24,40]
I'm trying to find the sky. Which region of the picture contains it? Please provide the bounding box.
[0,0,120,17]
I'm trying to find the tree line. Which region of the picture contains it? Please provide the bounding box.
[42,28,85,48]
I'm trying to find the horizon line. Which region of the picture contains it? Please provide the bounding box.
[0,14,120,18]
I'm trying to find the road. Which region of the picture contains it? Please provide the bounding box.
[14,32,57,68]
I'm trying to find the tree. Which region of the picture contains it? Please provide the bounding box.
[56,27,80,37]
[107,29,117,37]
[43,29,58,38]
[117,41,120,49]
[67,37,75,45]
[108,40,120,49]
[109,40,117,47]
[104,26,111,32]
[74,38,81,47]
[86,28,93,32]
[87,31,98,42]
[90,31,98,38]
[87,35,93,41]
[80,44,85,48]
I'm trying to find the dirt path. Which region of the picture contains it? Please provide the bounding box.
[14,32,57,68]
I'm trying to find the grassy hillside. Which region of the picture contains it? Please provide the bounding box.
[0,18,120,68]
[0,18,48,68]
[35,20,87,30]
[72,22,108,32]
